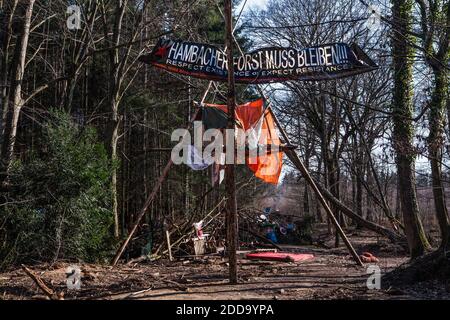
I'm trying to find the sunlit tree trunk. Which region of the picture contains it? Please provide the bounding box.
[428,67,449,249]
[1,0,35,182]
[391,0,430,258]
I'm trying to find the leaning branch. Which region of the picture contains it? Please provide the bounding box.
[310,176,407,244]
[22,265,64,300]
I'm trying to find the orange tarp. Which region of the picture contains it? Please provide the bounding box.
[203,99,283,185]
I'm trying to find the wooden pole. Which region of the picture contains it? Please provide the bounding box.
[224,0,238,284]
[166,230,173,262]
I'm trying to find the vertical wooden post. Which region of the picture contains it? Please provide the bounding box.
[224,0,238,284]
[166,230,173,262]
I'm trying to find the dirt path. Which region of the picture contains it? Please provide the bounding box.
[1,229,448,300]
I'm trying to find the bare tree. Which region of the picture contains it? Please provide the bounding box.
[416,0,450,249]
[1,0,36,184]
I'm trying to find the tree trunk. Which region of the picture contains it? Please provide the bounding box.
[303,157,310,216]
[1,0,35,181]
[315,156,324,222]
[107,0,128,239]
[366,162,374,222]
[428,67,449,249]
[391,0,430,258]
[224,0,238,284]
[355,140,363,227]
[111,102,120,239]
[0,0,18,135]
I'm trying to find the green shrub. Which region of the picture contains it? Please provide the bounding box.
[0,110,115,270]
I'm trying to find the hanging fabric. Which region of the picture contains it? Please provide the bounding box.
[203,99,284,185]
[201,106,243,130]
[203,99,264,130]
[202,107,228,130]
[185,144,213,170]
[211,152,225,186]
[242,102,283,185]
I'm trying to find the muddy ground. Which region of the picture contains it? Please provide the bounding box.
[1,228,449,300]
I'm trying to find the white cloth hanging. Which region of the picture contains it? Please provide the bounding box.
[247,115,264,151]
[186,144,214,170]
[211,152,225,186]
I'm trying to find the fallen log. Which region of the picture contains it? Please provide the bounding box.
[311,176,407,245]
[279,142,406,245]
[278,142,407,247]
[22,265,64,300]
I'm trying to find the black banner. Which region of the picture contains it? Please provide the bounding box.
[139,38,378,83]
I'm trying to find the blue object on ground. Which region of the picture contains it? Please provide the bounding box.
[266,230,278,243]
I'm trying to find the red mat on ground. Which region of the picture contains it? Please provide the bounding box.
[246,252,314,262]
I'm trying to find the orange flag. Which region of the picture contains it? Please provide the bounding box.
[203,99,283,185]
